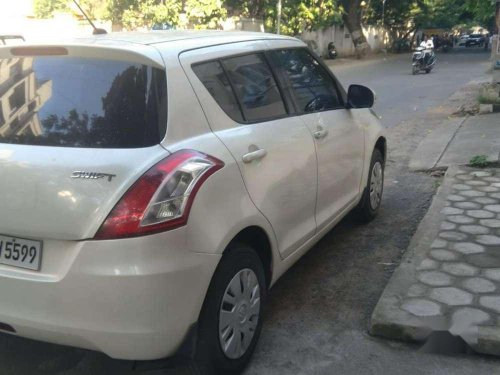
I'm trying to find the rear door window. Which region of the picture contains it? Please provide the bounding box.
[192,61,243,123]
[0,57,167,148]
[222,53,287,122]
[270,48,343,114]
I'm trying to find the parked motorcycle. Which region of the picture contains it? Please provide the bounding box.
[327,42,337,59]
[412,46,436,75]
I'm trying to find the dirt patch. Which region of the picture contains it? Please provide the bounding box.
[448,80,490,117]
[479,83,500,105]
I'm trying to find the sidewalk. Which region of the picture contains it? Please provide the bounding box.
[371,166,500,355]
[410,113,500,171]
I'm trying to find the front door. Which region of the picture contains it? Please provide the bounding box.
[270,48,365,230]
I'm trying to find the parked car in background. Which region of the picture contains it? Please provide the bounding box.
[458,34,469,46]
[0,31,386,374]
[152,23,175,30]
[466,34,485,47]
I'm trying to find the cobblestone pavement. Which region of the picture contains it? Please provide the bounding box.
[372,166,500,355]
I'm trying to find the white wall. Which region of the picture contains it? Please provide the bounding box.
[301,24,387,57]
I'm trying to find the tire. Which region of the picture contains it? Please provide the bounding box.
[425,68,431,73]
[353,148,384,222]
[412,66,417,75]
[195,244,266,374]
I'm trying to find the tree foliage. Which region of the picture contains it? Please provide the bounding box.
[260,0,342,35]
[78,0,108,19]
[33,0,69,18]
[110,0,182,29]
[462,0,496,29]
[106,0,227,29]
[362,0,496,43]
[31,0,499,35]
[185,0,227,29]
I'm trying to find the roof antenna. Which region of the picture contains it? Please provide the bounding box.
[72,0,107,35]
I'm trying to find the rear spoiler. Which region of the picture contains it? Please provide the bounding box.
[0,43,165,69]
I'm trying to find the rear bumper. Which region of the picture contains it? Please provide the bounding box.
[0,231,220,360]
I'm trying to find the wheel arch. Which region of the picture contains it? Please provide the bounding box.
[374,136,387,163]
[224,226,274,288]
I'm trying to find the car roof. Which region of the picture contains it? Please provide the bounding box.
[0,31,303,69]
[77,30,297,46]
[73,30,304,66]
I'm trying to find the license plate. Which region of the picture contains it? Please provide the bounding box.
[0,235,42,271]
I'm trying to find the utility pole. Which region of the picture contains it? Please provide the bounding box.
[277,0,282,35]
[381,0,387,51]
[381,0,386,29]
[496,0,500,35]
[493,0,500,83]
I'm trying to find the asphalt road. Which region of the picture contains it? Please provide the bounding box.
[0,48,496,375]
[332,48,490,128]
[245,49,496,375]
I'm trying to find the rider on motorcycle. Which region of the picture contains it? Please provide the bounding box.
[420,35,434,64]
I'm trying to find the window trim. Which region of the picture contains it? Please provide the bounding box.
[192,60,245,123]
[218,60,247,122]
[221,52,291,123]
[193,52,290,125]
[190,46,348,125]
[267,47,347,115]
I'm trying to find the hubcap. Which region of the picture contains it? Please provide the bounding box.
[219,268,260,359]
[369,161,383,210]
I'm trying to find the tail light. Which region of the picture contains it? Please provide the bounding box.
[94,150,224,240]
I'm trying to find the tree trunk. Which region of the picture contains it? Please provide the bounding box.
[340,0,370,58]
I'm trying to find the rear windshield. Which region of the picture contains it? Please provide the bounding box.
[0,56,167,148]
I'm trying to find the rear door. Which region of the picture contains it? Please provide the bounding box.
[0,45,169,240]
[269,47,365,230]
[180,43,318,258]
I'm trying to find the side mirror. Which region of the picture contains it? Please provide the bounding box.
[347,84,375,108]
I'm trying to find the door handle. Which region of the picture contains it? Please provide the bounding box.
[242,149,267,163]
[313,129,328,140]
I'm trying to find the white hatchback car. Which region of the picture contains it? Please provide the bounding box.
[0,31,386,373]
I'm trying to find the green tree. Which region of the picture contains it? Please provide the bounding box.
[227,0,342,35]
[106,0,227,30]
[280,0,342,35]
[340,0,370,57]
[365,0,427,40]
[34,0,108,19]
[463,0,496,29]
[77,0,108,19]
[33,0,69,18]
[225,0,269,18]
[185,0,227,29]
[119,0,181,29]
[365,0,495,47]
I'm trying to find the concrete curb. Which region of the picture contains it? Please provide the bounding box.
[410,113,500,172]
[370,165,500,356]
[409,118,467,171]
[479,104,500,114]
[370,166,457,343]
